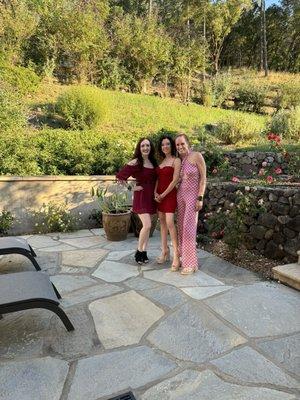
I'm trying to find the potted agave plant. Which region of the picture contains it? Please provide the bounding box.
[92,186,131,241]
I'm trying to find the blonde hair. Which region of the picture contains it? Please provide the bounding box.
[175,132,190,146]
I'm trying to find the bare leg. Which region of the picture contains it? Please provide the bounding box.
[166,213,180,268]
[138,213,152,251]
[159,211,168,253]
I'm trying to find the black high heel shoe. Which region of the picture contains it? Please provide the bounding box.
[135,250,143,265]
[141,251,149,263]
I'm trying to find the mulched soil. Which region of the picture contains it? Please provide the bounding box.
[199,239,282,280]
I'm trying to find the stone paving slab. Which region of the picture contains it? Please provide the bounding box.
[257,334,300,376]
[62,249,108,268]
[181,285,233,300]
[211,346,300,389]
[27,235,60,249]
[50,274,98,295]
[89,290,164,348]
[61,282,123,308]
[39,244,77,252]
[205,282,300,337]
[140,369,296,400]
[0,310,51,359]
[201,255,261,284]
[102,239,138,251]
[0,357,69,400]
[106,249,135,261]
[143,286,187,309]
[92,260,139,282]
[59,235,106,249]
[67,346,177,400]
[144,269,225,287]
[45,306,98,359]
[124,276,161,291]
[147,302,247,363]
[58,229,95,239]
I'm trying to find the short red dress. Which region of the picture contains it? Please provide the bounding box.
[116,163,157,214]
[156,166,177,213]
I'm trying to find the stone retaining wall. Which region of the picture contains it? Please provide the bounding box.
[205,182,300,262]
[223,151,289,177]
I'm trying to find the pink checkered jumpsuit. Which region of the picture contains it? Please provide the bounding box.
[177,154,200,270]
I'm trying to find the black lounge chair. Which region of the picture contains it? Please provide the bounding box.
[0,271,74,331]
[0,236,61,299]
[0,237,41,271]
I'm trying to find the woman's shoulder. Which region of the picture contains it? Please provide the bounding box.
[190,151,204,161]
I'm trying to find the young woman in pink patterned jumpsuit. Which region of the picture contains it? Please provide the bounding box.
[175,133,207,275]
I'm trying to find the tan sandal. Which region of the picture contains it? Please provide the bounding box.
[181,267,196,275]
[156,247,170,264]
[170,263,180,272]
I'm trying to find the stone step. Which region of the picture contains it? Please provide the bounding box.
[273,263,300,291]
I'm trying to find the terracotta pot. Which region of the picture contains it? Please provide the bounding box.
[131,213,158,238]
[102,211,131,241]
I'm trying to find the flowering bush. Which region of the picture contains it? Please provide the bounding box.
[206,190,266,251]
[31,202,80,234]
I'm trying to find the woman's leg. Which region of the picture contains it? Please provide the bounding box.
[158,211,168,254]
[138,213,152,251]
[165,213,180,267]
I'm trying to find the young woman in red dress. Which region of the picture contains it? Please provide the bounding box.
[116,138,157,265]
[155,135,181,271]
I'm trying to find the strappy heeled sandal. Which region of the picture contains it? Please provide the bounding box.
[170,262,181,272]
[180,266,197,275]
[156,247,170,264]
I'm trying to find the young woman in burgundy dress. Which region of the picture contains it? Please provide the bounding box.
[116,138,157,264]
[155,135,181,271]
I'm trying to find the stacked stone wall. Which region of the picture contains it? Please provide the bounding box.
[205,182,300,262]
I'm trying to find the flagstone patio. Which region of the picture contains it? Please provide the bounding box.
[0,229,299,400]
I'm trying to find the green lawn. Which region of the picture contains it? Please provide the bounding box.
[29,83,268,142]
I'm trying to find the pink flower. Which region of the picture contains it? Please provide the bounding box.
[258,168,265,176]
[274,167,282,175]
[232,176,240,183]
[262,161,267,167]
[212,168,218,174]
[266,175,274,183]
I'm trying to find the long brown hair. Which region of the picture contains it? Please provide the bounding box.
[133,137,157,167]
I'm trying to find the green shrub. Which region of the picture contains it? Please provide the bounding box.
[0,131,41,175]
[31,202,79,233]
[0,210,14,236]
[199,82,213,107]
[235,82,268,113]
[56,85,107,130]
[212,73,233,108]
[0,65,40,95]
[269,107,300,141]
[275,82,300,110]
[215,114,262,144]
[0,83,27,132]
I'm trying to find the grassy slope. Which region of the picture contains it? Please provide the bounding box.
[29,82,267,142]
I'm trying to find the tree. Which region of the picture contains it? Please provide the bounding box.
[112,14,172,92]
[207,0,252,73]
[24,0,110,81]
[0,0,37,63]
